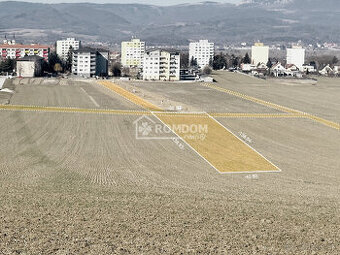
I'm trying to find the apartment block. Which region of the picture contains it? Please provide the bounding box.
[72,48,109,78]
[189,40,214,68]
[121,38,145,68]
[56,38,81,60]
[286,46,305,70]
[0,40,49,61]
[143,49,180,81]
[251,42,269,66]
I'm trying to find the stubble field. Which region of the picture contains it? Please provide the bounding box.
[0,73,339,254]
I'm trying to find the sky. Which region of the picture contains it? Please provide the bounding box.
[0,0,241,5]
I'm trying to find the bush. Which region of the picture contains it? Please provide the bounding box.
[0,59,15,74]
[202,66,212,75]
[111,62,122,77]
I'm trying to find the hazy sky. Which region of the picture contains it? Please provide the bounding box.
[0,0,241,5]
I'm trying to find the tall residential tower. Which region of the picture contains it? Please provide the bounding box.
[143,50,180,81]
[251,42,269,66]
[189,40,214,68]
[121,38,145,68]
[286,46,305,70]
[56,38,81,60]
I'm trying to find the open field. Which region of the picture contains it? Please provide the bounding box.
[9,78,143,110]
[213,72,340,123]
[120,80,282,113]
[0,75,339,254]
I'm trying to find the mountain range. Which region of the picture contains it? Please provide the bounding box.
[0,0,339,45]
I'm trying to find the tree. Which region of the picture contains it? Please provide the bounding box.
[310,61,317,69]
[309,55,336,70]
[122,67,130,77]
[47,52,63,73]
[332,56,339,65]
[242,53,251,64]
[266,58,273,69]
[190,57,197,67]
[212,53,227,70]
[233,58,239,68]
[202,66,212,75]
[209,58,213,67]
[64,46,73,72]
[230,54,240,68]
[0,59,15,74]
[180,53,189,68]
[111,62,122,77]
[54,63,63,73]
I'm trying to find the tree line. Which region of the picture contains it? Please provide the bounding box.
[44,46,73,74]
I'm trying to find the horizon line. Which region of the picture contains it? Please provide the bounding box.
[0,0,240,7]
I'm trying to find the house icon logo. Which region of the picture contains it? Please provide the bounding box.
[133,115,157,139]
[133,114,176,140]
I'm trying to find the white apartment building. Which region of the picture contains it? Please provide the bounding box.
[121,38,145,68]
[189,40,214,68]
[286,46,305,70]
[251,42,269,66]
[0,40,49,61]
[72,48,109,78]
[56,38,81,60]
[143,50,180,81]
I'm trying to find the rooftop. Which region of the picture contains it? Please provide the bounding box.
[74,47,109,53]
[0,44,50,49]
[146,48,180,55]
[17,55,44,61]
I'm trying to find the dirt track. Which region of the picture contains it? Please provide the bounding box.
[0,75,339,254]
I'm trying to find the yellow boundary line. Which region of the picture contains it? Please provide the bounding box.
[0,104,312,119]
[203,83,340,130]
[306,115,340,130]
[202,83,298,113]
[98,81,163,112]
[0,104,151,116]
[210,113,304,119]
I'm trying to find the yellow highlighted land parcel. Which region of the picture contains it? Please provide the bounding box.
[154,112,280,173]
